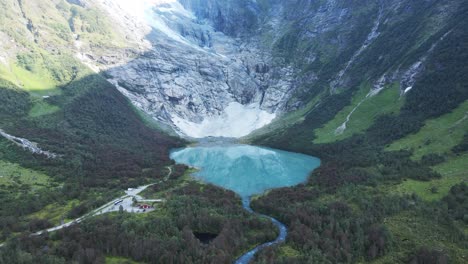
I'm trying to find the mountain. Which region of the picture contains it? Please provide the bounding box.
[0,0,467,263]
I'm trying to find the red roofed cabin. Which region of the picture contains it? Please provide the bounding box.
[139,204,152,209]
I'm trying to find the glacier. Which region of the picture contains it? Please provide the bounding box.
[171,102,276,138]
[93,0,294,138]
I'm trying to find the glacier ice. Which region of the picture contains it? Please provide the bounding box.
[171,102,276,138]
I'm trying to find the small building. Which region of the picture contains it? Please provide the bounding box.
[139,204,152,209]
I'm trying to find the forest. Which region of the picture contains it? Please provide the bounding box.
[0,1,467,263]
[0,73,184,243]
[249,11,468,263]
[1,180,277,264]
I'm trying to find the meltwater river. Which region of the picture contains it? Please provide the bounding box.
[170,144,320,263]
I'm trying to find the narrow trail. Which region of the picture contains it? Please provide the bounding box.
[235,197,287,264]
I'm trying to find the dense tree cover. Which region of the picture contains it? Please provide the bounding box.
[4,74,184,188]
[0,80,30,119]
[0,73,184,242]
[249,4,468,263]
[1,2,467,263]
[407,247,449,264]
[443,183,468,224]
[252,183,468,263]
[0,181,277,264]
[251,188,412,263]
[452,133,468,154]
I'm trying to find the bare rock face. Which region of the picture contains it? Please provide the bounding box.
[90,0,461,138]
[96,0,294,138]
[0,0,462,139]
[66,0,88,7]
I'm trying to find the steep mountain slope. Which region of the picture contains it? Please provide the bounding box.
[0,0,467,263]
[245,1,468,263]
[0,0,186,248]
[0,2,279,262]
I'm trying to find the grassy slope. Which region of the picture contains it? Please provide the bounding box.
[0,0,127,93]
[384,153,468,201]
[29,199,79,226]
[0,0,183,245]
[314,84,403,144]
[0,160,51,187]
[387,100,468,159]
[378,210,467,264]
[380,101,468,202]
[244,91,325,142]
[251,2,468,262]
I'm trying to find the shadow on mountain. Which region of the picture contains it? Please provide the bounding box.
[0,71,185,189]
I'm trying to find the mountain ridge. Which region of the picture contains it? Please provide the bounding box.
[0,0,467,263]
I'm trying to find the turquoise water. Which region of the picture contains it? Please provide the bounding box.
[170,144,320,199]
[171,144,320,264]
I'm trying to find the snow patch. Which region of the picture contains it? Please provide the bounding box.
[403,86,413,94]
[172,102,276,138]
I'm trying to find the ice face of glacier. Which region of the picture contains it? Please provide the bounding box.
[95,0,294,138]
[172,102,276,138]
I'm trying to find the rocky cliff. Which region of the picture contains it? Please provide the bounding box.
[1,0,464,138]
[96,0,463,138]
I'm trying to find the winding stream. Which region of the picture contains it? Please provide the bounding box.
[234,197,288,264]
[170,144,320,263]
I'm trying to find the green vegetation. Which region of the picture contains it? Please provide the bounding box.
[140,166,196,199]
[434,153,468,177]
[2,179,277,264]
[245,91,325,141]
[0,46,82,93]
[0,0,183,252]
[314,83,403,144]
[389,176,465,202]
[0,0,467,263]
[380,210,466,263]
[106,256,143,264]
[251,3,468,262]
[0,160,51,187]
[387,154,468,201]
[28,99,60,118]
[0,71,183,244]
[29,199,80,226]
[0,81,31,122]
[0,63,53,92]
[387,101,468,159]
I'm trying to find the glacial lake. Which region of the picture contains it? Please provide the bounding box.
[170,144,321,198]
[171,144,320,263]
